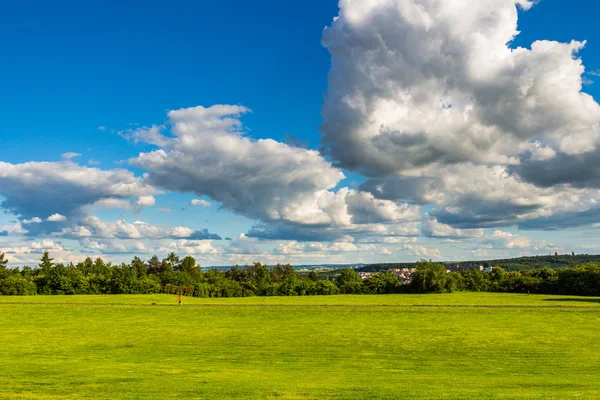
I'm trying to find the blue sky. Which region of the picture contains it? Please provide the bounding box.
[1,0,600,266]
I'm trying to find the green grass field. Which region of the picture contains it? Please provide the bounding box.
[2,293,600,399]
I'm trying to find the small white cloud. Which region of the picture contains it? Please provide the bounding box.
[88,159,101,166]
[22,217,42,224]
[492,230,514,238]
[190,199,212,207]
[136,196,155,207]
[0,222,27,235]
[47,213,67,222]
[61,152,82,160]
[380,247,393,255]
[169,226,195,238]
[69,226,92,237]
[98,126,106,131]
[94,198,131,209]
[133,196,156,213]
[156,208,172,213]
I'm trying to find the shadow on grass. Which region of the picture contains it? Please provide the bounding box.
[544,298,600,304]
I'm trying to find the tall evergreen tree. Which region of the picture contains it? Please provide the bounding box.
[39,251,54,273]
[147,255,161,275]
[131,256,147,277]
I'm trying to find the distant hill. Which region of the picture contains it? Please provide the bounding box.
[359,254,600,272]
[205,263,367,271]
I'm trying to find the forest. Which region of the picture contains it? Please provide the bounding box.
[1,251,600,297]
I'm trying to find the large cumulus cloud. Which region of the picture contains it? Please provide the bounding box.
[130,105,421,241]
[320,0,600,230]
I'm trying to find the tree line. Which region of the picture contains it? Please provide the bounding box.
[1,251,600,297]
[410,260,600,296]
[0,251,399,297]
[362,254,600,273]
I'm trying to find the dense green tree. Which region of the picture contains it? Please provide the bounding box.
[363,271,400,294]
[247,262,271,295]
[21,266,33,277]
[37,263,89,295]
[410,261,453,293]
[314,280,339,295]
[131,256,147,278]
[76,257,94,275]
[163,252,180,271]
[557,264,600,296]
[336,268,364,294]
[271,264,296,283]
[147,255,161,275]
[0,275,36,295]
[92,257,109,275]
[455,270,490,292]
[226,265,247,282]
[179,256,196,273]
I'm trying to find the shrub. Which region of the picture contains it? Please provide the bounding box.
[0,275,37,295]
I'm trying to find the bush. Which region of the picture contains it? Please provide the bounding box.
[557,264,600,296]
[314,280,340,295]
[363,271,400,294]
[0,275,37,295]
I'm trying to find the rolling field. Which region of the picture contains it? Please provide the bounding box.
[2,293,600,399]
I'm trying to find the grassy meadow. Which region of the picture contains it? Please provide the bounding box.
[2,293,600,399]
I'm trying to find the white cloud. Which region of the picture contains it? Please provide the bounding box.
[22,217,42,224]
[61,152,82,161]
[321,0,599,175]
[79,238,149,254]
[136,195,156,207]
[489,230,532,249]
[190,199,212,208]
[319,0,600,231]
[0,161,157,234]
[157,239,218,255]
[47,213,67,222]
[130,105,420,242]
[403,243,441,259]
[98,126,106,131]
[0,222,27,235]
[93,198,131,209]
[30,239,65,252]
[60,215,220,241]
[422,216,485,238]
[273,241,364,255]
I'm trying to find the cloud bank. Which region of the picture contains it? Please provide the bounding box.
[320,0,600,230]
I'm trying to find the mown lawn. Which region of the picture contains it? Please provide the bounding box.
[1,293,599,399]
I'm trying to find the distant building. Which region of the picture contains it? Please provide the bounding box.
[446,265,484,272]
[359,272,375,280]
[390,268,415,281]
